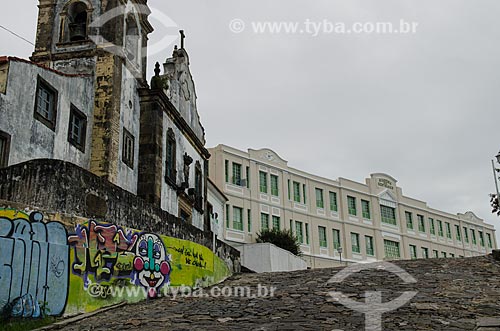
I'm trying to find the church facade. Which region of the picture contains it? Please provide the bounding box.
[0,0,210,230]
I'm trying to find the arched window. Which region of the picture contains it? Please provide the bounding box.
[68,2,88,41]
[165,128,177,185]
[125,15,140,63]
[194,161,203,211]
[61,1,89,42]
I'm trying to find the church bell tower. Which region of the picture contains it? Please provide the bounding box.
[30,0,154,192]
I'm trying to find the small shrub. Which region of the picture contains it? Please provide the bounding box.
[256,228,301,256]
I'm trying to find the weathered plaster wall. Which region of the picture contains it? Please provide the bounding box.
[0,60,94,169]
[0,62,8,94]
[163,50,205,144]
[0,206,232,318]
[207,183,226,239]
[161,113,205,230]
[116,65,140,194]
[53,57,97,76]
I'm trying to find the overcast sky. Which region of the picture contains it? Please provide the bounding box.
[1,1,500,237]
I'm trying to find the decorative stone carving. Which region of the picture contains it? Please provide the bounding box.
[183,152,193,185]
[248,149,288,167]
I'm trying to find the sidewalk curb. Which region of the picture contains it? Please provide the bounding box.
[33,302,127,331]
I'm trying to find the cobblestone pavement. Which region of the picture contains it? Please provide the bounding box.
[52,256,500,331]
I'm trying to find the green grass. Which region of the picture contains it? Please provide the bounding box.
[0,317,56,331]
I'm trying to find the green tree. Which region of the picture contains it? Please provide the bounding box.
[256,229,301,256]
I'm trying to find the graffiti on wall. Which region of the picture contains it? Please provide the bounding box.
[133,233,171,298]
[0,208,230,318]
[68,221,171,298]
[68,221,139,283]
[169,244,208,269]
[0,209,69,317]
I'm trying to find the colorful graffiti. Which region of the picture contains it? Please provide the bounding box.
[133,233,171,297]
[68,222,171,298]
[68,221,139,283]
[0,208,231,318]
[0,209,69,316]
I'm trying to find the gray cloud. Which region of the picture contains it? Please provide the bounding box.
[1,0,499,241]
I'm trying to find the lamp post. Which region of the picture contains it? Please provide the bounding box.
[492,152,500,203]
[491,152,500,218]
[337,246,343,266]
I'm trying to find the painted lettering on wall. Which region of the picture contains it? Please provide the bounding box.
[0,208,231,319]
[0,209,69,316]
[378,178,394,190]
[169,245,207,269]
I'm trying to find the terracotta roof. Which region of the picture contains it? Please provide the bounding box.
[0,56,91,78]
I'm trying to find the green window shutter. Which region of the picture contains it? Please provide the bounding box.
[383,240,400,259]
[347,196,357,216]
[471,229,477,244]
[247,209,251,232]
[455,225,461,241]
[319,226,327,248]
[350,233,360,253]
[303,184,307,204]
[315,188,324,208]
[361,200,370,219]
[287,179,291,200]
[463,227,469,243]
[409,245,417,259]
[305,223,309,245]
[422,247,429,259]
[380,205,397,225]
[272,216,280,230]
[365,235,374,256]
[270,175,279,196]
[329,192,338,212]
[429,218,435,235]
[333,229,341,249]
[224,160,229,183]
[259,171,268,193]
[233,207,243,231]
[295,221,303,243]
[445,222,452,239]
[487,233,493,248]
[232,163,242,185]
[260,213,269,230]
[479,231,485,247]
[437,220,443,237]
[418,215,425,232]
[225,204,230,228]
[246,166,250,188]
[405,212,413,230]
[293,181,301,202]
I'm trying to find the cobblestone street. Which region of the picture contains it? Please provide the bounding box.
[49,256,500,331]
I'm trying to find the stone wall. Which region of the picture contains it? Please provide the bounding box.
[0,206,235,317]
[0,159,240,272]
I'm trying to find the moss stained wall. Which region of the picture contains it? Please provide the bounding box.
[0,206,232,317]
